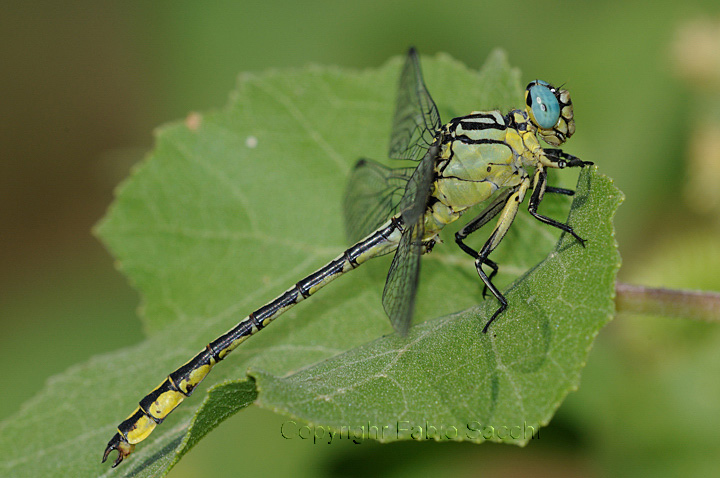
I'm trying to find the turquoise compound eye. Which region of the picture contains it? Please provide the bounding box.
[529,82,560,129]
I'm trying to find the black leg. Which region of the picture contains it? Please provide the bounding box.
[455,189,511,253]
[528,167,586,247]
[481,257,499,298]
[454,181,529,333]
[545,186,575,196]
[543,148,594,169]
[455,193,509,301]
[476,240,507,333]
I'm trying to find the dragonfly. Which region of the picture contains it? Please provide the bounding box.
[103,47,592,467]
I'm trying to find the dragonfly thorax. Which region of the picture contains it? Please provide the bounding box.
[431,112,527,216]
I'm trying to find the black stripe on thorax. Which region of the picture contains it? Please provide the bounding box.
[505,110,529,131]
[453,137,513,148]
[449,113,507,132]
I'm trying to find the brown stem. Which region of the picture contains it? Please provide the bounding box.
[616,282,720,323]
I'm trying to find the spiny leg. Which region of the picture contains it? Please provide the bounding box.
[475,246,507,334]
[456,178,530,333]
[529,165,586,246]
[545,186,575,196]
[455,189,510,298]
[542,148,593,169]
[455,181,575,298]
[480,257,499,299]
[480,185,573,296]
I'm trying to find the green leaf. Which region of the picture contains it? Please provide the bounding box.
[0,51,622,477]
[253,166,621,445]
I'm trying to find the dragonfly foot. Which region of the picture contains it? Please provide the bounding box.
[102,433,134,468]
[482,302,507,334]
[571,231,587,248]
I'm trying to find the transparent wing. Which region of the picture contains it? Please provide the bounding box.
[343,159,415,243]
[388,48,442,162]
[381,146,437,335]
[398,144,438,227]
[382,218,423,335]
[349,48,440,334]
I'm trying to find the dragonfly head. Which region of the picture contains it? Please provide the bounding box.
[525,80,575,146]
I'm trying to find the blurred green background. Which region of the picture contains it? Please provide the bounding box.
[3,0,720,476]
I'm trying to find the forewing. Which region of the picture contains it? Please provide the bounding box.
[388,48,442,162]
[381,147,437,335]
[354,48,441,334]
[343,159,415,243]
[399,145,438,227]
